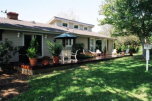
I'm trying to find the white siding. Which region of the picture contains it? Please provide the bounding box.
[2,31,24,62]
[76,37,88,50]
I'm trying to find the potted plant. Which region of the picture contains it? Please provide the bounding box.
[47,41,63,64]
[27,38,38,66]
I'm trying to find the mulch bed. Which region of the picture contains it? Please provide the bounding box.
[0,68,29,101]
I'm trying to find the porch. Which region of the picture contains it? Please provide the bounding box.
[16,54,130,75]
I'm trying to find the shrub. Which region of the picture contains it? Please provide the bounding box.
[77,54,93,59]
[0,39,17,64]
[115,35,140,53]
[47,41,63,57]
[72,43,84,53]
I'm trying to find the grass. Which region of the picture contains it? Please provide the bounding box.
[11,55,152,101]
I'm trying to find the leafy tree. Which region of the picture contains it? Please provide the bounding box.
[100,0,152,56]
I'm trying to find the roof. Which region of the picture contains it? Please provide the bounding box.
[49,16,95,27]
[0,17,115,40]
[0,17,64,34]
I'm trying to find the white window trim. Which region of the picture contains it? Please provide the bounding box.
[73,25,79,29]
[84,27,88,31]
[23,33,43,57]
[90,38,95,52]
[62,21,69,28]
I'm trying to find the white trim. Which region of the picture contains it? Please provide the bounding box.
[23,33,43,57]
[62,22,69,28]
[74,25,79,29]
[90,38,95,52]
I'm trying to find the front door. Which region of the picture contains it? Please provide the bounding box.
[19,34,42,63]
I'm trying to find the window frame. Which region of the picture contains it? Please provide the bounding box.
[74,25,79,29]
[84,27,88,31]
[62,23,68,27]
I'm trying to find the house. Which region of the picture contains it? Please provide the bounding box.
[0,12,115,62]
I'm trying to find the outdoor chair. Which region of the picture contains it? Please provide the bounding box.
[60,49,71,63]
[112,49,117,55]
[96,49,102,56]
[71,49,80,61]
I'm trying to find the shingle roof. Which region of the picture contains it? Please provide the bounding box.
[0,17,114,39]
[0,17,64,34]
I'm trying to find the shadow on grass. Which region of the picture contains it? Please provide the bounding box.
[11,56,152,101]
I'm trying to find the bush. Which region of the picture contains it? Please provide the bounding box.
[47,41,63,57]
[72,43,84,53]
[77,54,93,59]
[0,39,17,64]
[115,35,140,53]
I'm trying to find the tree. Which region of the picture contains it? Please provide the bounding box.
[99,0,152,56]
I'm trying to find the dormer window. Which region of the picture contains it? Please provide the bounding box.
[62,23,68,27]
[74,25,79,29]
[84,27,88,30]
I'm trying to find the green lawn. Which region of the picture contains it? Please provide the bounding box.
[11,56,152,101]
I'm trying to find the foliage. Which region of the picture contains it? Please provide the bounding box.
[77,53,93,59]
[0,39,17,64]
[115,35,140,52]
[47,41,63,57]
[27,38,38,58]
[100,0,152,55]
[27,48,37,58]
[72,43,84,53]
[11,56,152,101]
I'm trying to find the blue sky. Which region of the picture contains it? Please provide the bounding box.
[0,0,103,32]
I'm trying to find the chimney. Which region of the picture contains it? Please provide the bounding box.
[7,12,19,20]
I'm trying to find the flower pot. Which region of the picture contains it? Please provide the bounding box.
[53,56,59,64]
[42,60,50,66]
[29,58,37,66]
[42,56,50,66]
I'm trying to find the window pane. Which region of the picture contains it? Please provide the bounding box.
[63,23,68,27]
[74,25,78,29]
[84,27,88,30]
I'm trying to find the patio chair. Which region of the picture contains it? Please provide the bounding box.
[60,49,71,63]
[96,49,102,56]
[71,49,80,61]
[112,49,117,55]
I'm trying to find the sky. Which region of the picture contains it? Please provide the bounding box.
[0,0,104,32]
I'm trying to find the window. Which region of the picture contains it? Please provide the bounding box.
[65,39,73,46]
[84,27,88,30]
[74,25,78,29]
[62,23,68,27]
[90,38,95,51]
[0,30,3,41]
